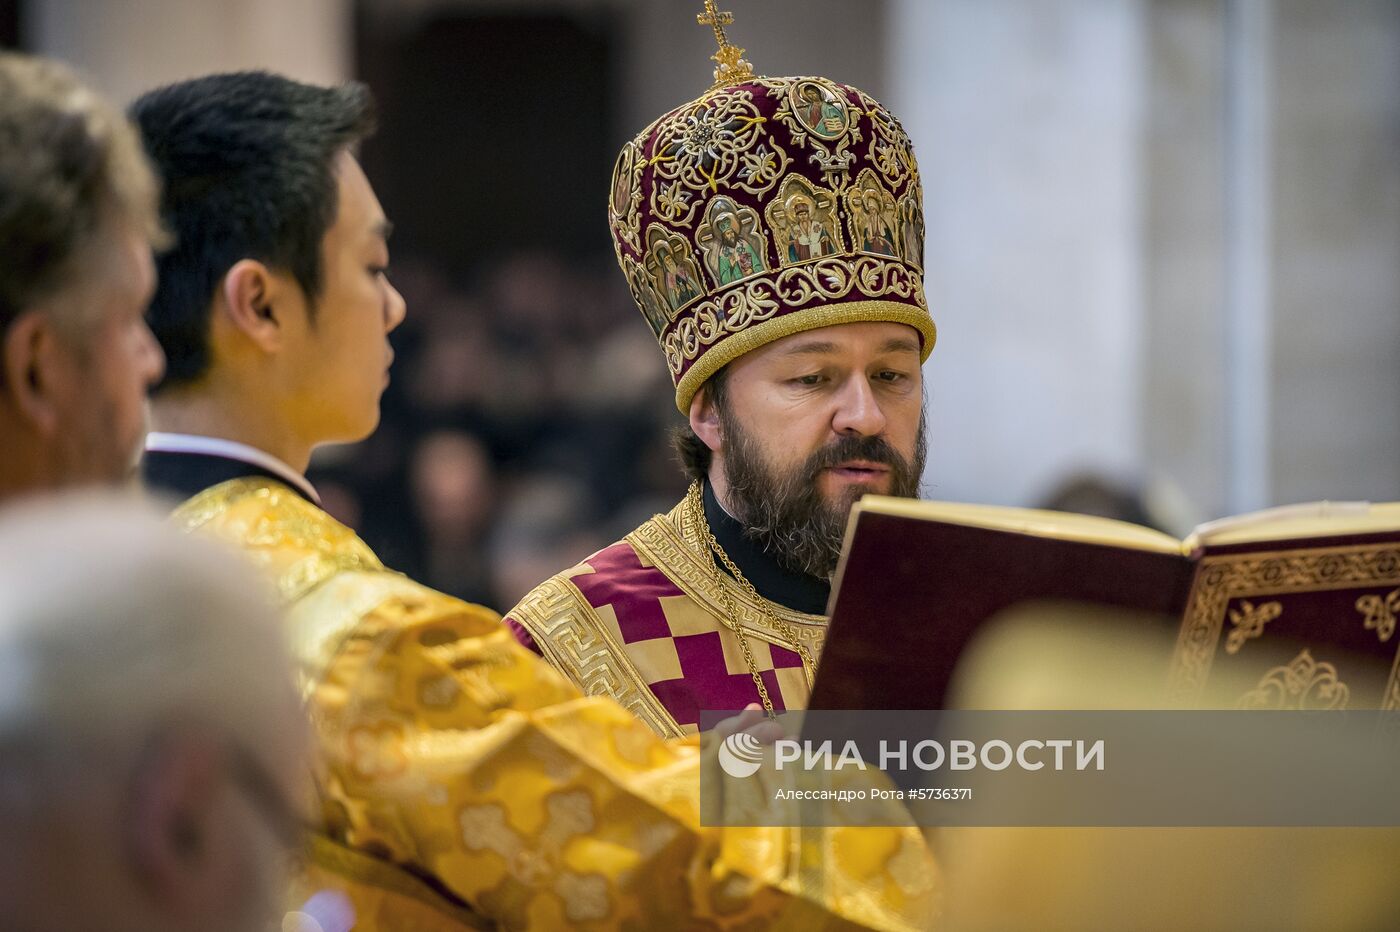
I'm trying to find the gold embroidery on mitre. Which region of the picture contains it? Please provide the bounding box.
[1224,599,1283,654]
[857,86,920,188]
[1237,649,1350,710]
[609,14,935,411]
[609,139,638,219]
[609,140,643,256]
[670,294,933,414]
[770,77,861,181]
[647,90,783,229]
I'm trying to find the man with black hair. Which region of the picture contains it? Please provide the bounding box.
[0,52,166,503]
[134,70,936,932]
[136,71,398,497]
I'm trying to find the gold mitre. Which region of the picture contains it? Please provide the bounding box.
[609,1,935,413]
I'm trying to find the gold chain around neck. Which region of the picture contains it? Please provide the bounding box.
[685,481,816,719]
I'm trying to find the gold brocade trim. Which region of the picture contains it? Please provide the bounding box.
[508,574,683,738]
[301,832,490,930]
[1168,541,1400,708]
[672,297,936,413]
[171,477,384,605]
[628,501,829,654]
[171,478,424,695]
[662,255,928,373]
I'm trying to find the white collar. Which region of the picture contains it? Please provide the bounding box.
[143,432,321,505]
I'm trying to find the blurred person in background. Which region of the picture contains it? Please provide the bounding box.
[0,496,304,932]
[408,428,496,602]
[0,53,166,505]
[1038,471,1156,529]
[508,16,934,740]
[487,472,605,609]
[132,69,935,931]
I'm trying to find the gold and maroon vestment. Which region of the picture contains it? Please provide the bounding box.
[168,475,936,931]
[508,491,829,739]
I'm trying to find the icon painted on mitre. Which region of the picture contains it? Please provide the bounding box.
[767,175,842,267]
[790,80,850,140]
[846,169,900,259]
[626,258,673,337]
[898,193,925,269]
[697,196,769,287]
[611,142,637,217]
[644,228,704,317]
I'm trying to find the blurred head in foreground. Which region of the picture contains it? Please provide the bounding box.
[943,605,1400,932]
[0,497,305,932]
[0,54,166,502]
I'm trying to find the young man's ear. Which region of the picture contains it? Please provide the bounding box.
[1,312,64,436]
[219,259,285,353]
[689,383,723,454]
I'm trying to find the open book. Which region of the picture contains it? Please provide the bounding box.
[809,497,1400,711]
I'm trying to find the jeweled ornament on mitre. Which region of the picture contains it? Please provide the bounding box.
[610,1,936,413]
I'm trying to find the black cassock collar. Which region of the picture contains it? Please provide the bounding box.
[701,480,831,617]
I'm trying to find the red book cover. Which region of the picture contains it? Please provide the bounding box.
[810,498,1400,711]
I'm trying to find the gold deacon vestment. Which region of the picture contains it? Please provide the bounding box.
[172,477,938,931]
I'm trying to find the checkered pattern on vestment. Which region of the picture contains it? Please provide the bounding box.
[568,541,808,730]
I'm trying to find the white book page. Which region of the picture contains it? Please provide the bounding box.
[1186,501,1400,548]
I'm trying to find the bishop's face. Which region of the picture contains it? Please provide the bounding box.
[702,320,926,578]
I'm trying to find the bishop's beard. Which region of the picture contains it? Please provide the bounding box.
[719,407,926,580]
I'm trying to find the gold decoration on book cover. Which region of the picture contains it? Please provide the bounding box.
[1355,588,1399,643]
[1236,649,1350,710]
[1170,541,1400,710]
[1224,599,1283,654]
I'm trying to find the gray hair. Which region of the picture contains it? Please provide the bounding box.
[0,53,165,342]
[0,494,297,809]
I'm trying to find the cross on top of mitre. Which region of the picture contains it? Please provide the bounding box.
[696,0,755,87]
